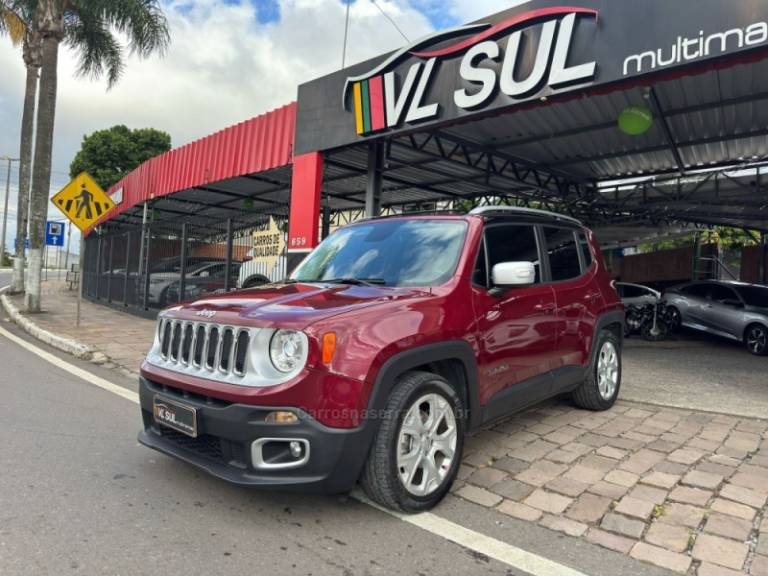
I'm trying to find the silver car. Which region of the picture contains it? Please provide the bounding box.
[663,281,768,355]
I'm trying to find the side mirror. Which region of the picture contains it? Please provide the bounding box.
[492,261,536,288]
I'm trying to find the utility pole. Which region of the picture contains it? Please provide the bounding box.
[1,156,20,266]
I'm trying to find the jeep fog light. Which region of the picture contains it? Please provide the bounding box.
[269,330,305,373]
[265,411,298,424]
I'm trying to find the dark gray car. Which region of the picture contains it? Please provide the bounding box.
[663,281,768,355]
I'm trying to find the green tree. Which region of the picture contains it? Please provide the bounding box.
[24,0,170,312]
[1,0,41,294]
[70,125,171,190]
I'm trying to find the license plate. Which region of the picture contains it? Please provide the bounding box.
[153,396,198,438]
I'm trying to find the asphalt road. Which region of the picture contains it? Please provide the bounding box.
[623,329,768,418]
[0,272,672,576]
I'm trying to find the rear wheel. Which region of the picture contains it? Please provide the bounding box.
[572,330,622,411]
[360,371,464,512]
[642,319,669,341]
[242,275,269,289]
[745,324,768,356]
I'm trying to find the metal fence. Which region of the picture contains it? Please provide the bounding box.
[83,210,290,316]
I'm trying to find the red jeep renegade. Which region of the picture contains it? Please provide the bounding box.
[139,207,624,511]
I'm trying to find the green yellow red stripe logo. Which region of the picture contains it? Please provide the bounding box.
[352,76,387,135]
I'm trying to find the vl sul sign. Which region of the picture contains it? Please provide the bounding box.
[344,7,598,136]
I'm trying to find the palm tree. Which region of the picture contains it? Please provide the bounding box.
[25,0,170,312]
[0,0,39,294]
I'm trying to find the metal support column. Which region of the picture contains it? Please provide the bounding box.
[365,141,384,218]
[224,218,234,292]
[142,227,152,310]
[123,231,131,307]
[95,233,103,300]
[178,222,188,303]
[321,207,331,239]
[106,236,114,302]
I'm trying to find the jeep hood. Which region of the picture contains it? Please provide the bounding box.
[162,282,432,329]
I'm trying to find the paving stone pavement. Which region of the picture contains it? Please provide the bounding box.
[452,401,768,575]
[8,280,768,575]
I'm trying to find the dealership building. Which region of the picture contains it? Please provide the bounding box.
[85,0,768,313]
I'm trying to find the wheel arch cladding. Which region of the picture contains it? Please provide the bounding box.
[366,340,482,430]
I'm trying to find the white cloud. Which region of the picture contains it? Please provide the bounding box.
[0,0,531,220]
[447,0,529,23]
[0,0,434,183]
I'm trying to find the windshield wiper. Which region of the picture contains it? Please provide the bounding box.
[303,277,387,287]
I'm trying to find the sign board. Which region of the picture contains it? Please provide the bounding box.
[111,186,124,206]
[45,221,65,247]
[51,172,115,232]
[15,237,30,250]
[252,217,286,269]
[294,0,768,154]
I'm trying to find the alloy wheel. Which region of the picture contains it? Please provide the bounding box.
[597,341,619,400]
[396,393,457,497]
[747,326,767,354]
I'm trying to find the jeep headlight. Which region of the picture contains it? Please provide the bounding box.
[269,330,306,373]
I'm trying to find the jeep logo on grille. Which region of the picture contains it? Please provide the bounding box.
[195,310,217,319]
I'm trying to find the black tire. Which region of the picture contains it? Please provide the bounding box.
[642,320,669,342]
[744,323,768,356]
[666,306,682,332]
[360,371,465,512]
[242,276,269,289]
[572,330,622,411]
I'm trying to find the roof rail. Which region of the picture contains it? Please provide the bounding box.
[469,206,582,225]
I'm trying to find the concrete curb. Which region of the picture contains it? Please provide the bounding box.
[0,286,95,360]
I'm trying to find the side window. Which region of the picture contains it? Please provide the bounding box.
[543,227,582,282]
[484,225,541,285]
[622,285,642,298]
[577,231,593,270]
[682,284,710,299]
[710,285,738,304]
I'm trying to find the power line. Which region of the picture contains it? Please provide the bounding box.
[371,0,409,43]
[341,0,351,69]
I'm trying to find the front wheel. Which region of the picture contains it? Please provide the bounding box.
[360,371,465,512]
[642,319,669,341]
[745,324,768,356]
[666,306,682,332]
[572,330,622,411]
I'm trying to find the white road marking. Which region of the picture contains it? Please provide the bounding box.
[0,324,139,405]
[355,491,590,576]
[0,311,589,576]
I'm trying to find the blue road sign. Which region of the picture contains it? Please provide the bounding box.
[14,238,30,250]
[46,221,65,247]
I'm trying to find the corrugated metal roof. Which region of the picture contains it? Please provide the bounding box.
[98,102,296,229]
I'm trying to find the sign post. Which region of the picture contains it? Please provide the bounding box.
[50,172,115,328]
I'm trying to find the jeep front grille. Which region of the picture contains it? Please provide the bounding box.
[156,319,251,377]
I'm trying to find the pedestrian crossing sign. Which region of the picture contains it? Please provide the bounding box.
[51,172,115,232]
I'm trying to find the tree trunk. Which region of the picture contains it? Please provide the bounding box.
[25,33,59,312]
[10,62,40,294]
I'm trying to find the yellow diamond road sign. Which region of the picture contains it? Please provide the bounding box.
[51,172,115,232]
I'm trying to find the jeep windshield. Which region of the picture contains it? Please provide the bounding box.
[291,219,467,288]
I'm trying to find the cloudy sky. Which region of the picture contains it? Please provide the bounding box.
[0,0,523,253]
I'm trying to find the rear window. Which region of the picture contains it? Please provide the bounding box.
[734,285,768,308]
[681,283,710,298]
[543,227,582,282]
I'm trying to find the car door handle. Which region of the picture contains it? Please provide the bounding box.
[534,303,556,312]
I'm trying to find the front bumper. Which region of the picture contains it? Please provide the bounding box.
[138,377,372,493]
